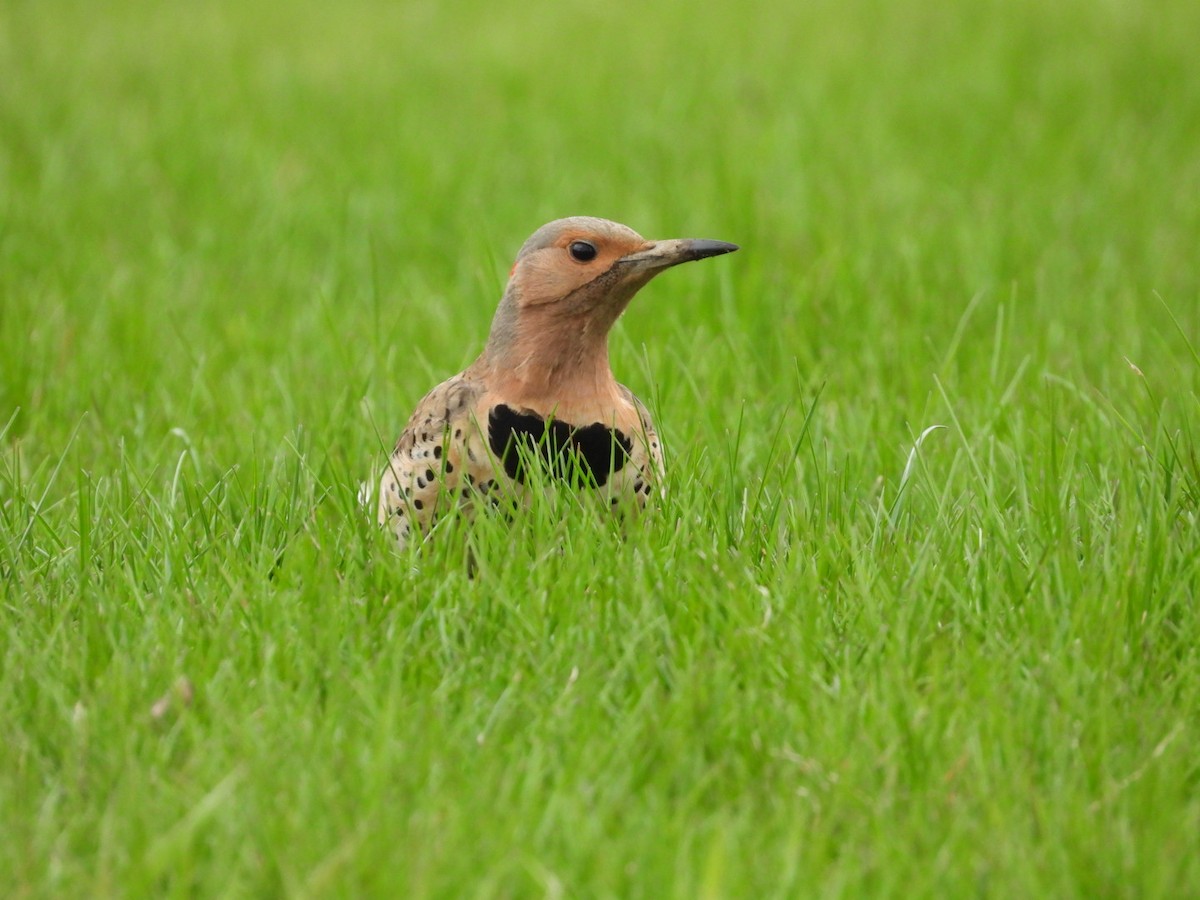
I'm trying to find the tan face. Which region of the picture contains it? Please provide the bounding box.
[482,217,738,378]
[509,225,653,309]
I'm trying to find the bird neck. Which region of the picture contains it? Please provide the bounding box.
[477,328,623,419]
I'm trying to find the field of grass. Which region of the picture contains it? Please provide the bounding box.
[3,0,1199,895]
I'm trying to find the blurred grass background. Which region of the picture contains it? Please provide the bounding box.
[2,0,1199,895]
[5,0,1197,445]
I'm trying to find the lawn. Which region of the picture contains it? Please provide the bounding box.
[2,0,1199,895]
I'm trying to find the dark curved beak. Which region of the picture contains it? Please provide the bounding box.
[619,238,740,271]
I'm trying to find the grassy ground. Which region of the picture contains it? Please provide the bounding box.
[3,0,1199,895]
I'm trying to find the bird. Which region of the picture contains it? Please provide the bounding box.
[375,216,738,548]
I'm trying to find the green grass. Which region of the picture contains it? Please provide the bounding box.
[3,0,1199,895]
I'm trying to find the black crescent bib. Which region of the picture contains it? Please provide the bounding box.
[488,404,633,487]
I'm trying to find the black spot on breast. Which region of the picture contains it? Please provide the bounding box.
[487,405,632,487]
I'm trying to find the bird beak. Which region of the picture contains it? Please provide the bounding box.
[617,238,740,272]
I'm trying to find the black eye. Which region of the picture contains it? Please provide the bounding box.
[569,240,598,262]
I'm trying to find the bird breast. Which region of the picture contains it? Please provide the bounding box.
[487,404,634,487]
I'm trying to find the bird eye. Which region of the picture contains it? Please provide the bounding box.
[568,240,598,262]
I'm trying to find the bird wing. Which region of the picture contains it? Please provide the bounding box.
[377,373,488,545]
[617,383,665,489]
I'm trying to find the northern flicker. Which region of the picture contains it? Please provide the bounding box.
[376,216,738,547]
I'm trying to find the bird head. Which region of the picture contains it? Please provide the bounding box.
[484,216,738,375]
